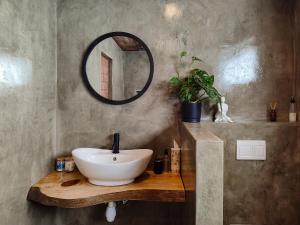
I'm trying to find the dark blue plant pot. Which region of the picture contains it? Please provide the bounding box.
[181,102,202,123]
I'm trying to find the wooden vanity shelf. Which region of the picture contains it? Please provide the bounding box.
[27,171,185,208]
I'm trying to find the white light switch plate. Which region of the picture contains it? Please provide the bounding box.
[237,140,266,160]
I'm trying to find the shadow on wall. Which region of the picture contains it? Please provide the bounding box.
[273,0,296,13]
[141,79,182,158]
[34,201,183,225]
[142,121,180,167]
[26,202,57,225]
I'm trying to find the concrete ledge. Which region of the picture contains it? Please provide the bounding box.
[181,122,224,225]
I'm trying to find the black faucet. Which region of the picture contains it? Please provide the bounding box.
[112,132,120,154]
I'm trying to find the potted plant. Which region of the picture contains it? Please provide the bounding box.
[169,51,221,123]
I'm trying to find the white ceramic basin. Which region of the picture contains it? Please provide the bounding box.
[72,148,153,186]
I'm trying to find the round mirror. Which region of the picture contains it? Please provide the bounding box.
[82,32,154,105]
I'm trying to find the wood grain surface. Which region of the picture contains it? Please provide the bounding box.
[27,171,185,208]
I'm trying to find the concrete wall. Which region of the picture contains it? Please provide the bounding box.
[0,0,57,225]
[0,0,299,225]
[202,122,300,225]
[56,0,296,155]
[123,51,149,98]
[56,0,299,224]
[180,124,196,225]
[181,121,300,225]
[181,123,224,225]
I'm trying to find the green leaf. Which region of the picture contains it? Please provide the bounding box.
[180,51,187,58]
[169,51,222,104]
[169,76,182,87]
[191,56,203,63]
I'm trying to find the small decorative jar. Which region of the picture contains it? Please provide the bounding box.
[64,156,75,172]
[55,157,65,172]
[153,158,164,174]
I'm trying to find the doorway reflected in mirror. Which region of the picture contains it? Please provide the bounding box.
[100,53,112,98]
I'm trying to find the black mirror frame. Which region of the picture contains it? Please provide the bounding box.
[81,31,154,105]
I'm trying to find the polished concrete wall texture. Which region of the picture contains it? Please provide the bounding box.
[57,0,297,154]
[202,122,300,225]
[0,0,58,225]
[1,0,300,225]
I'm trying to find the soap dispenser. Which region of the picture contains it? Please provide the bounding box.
[289,96,297,122]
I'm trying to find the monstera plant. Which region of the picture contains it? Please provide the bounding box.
[169,51,221,122]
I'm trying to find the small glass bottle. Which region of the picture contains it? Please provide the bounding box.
[289,96,297,122]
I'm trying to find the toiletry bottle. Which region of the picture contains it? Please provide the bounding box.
[163,149,170,172]
[171,147,180,174]
[289,96,297,122]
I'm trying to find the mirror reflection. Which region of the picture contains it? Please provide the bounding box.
[86,36,150,101]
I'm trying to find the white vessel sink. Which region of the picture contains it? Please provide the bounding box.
[72,148,153,186]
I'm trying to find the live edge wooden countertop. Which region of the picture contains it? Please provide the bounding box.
[27,171,185,208]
